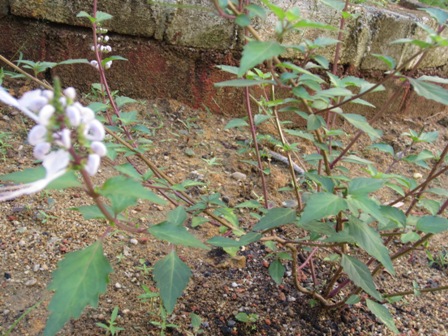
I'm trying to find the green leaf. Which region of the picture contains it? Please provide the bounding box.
[214,79,275,87]
[246,4,267,18]
[347,216,395,274]
[419,7,448,26]
[401,231,420,243]
[307,114,326,131]
[299,192,347,224]
[225,118,248,129]
[348,178,384,196]
[114,163,142,180]
[299,220,336,236]
[235,14,251,27]
[418,199,440,215]
[269,259,285,285]
[371,54,396,69]
[416,215,448,234]
[320,0,345,11]
[426,187,448,197]
[115,96,137,108]
[153,251,192,314]
[149,207,208,249]
[347,195,386,225]
[208,232,261,247]
[379,206,406,228]
[99,176,166,205]
[341,255,382,301]
[71,205,122,220]
[341,114,382,140]
[58,59,90,65]
[368,143,394,156]
[341,155,374,165]
[215,65,239,75]
[252,208,296,231]
[88,102,109,112]
[409,78,448,105]
[44,241,113,336]
[95,11,113,23]
[366,299,399,334]
[238,41,286,76]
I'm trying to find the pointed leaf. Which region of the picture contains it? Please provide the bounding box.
[238,41,286,76]
[252,208,296,231]
[149,222,208,250]
[416,215,448,234]
[99,176,166,205]
[214,79,275,87]
[348,216,394,274]
[299,192,347,224]
[208,232,261,247]
[44,241,113,336]
[341,255,382,301]
[366,299,399,334]
[341,114,382,140]
[409,78,448,105]
[348,178,384,196]
[153,251,192,314]
[269,259,285,285]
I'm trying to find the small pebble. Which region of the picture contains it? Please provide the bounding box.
[115,282,122,289]
[33,264,40,272]
[287,296,296,302]
[3,310,10,315]
[231,282,238,288]
[282,199,298,208]
[231,172,246,181]
[25,278,37,286]
[122,309,130,315]
[18,240,26,247]
[227,319,236,327]
[129,238,138,245]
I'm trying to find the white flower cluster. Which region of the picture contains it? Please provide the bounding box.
[0,86,107,201]
[90,33,113,70]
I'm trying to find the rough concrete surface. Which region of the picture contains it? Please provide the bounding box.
[0,0,447,116]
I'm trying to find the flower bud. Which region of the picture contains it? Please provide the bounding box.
[64,87,76,101]
[90,60,99,69]
[33,142,51,160]
[105,60,113,70]
[85,154,100,176]
[38,104,55,126]
[19,90,48,112]
[91,141,107,157]
[66,105,81,127]
[80,107,95,123]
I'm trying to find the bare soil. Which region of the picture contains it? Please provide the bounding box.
[0,85,447,336]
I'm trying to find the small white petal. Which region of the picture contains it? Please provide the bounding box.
[59,96,67,107]
[33,142,51,160]
[43,149,70,176]
[80,107,95,123]
[90,60,99,69]
[38,104,55,126]
[28,125,47,145]
[42,90,54,101]
[85,154,100,176]
[105,60,112,69]
[91,141,107,157]
[0,87,40,122]
[84,119,105,141]
[104,35,110,42]
[66,106,81,127]
[54,129,71,149]
[19,90,48,113]
[63,87,76,101]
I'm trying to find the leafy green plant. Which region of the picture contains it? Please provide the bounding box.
[0,131,12,162]
[426,249,448,269]
[96,306,125,336]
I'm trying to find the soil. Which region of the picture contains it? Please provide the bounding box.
[0,83,447,336]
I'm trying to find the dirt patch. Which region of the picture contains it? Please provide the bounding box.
[0,86,447,336]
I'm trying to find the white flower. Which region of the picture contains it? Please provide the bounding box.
[38,104,55,126]
[91,45,96,52]
[42,90,54,101]
[66,105,81,127]
[85,154,100,176]
[28,125,47,145]
[0,87,40,123]
[18,90,48,113]
[79,106,95,123]
[104,35,110,42]
[53,129,71,149]
[90,60,99,69]
[33,142,51,160]
[0,149,69,201]
[105,61,113,70]
[91,141,107,157]
[63,87,76,101]
[84,119,105,141]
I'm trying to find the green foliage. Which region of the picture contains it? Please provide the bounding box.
[153,250,192,314]
[96,306,125,335]
[45,241,113,336]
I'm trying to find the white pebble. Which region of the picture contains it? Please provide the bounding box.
[25,279,37,286]
[231,172,246,181]
[115,282,122,289]
[231,282,239,288]
[129,238,138,245]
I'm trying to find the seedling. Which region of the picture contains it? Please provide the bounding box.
[96,306,124,336]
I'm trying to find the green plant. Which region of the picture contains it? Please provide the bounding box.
[426,249,448,269]
[235,312,259,324]
[189,312,205,335]
[0,131,12,161]
[96,306,124,336]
